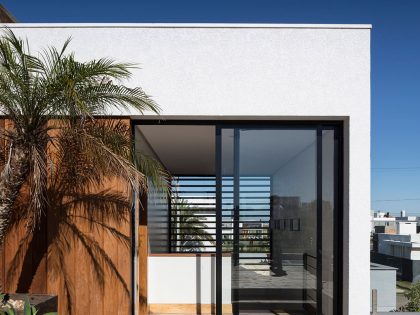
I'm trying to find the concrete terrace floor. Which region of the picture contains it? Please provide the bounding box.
[232,264,317,290]
[231,264,320,314]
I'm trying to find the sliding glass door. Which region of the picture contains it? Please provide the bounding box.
[216,125,340,315]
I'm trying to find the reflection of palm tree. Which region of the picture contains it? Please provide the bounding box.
[172,199,214,252]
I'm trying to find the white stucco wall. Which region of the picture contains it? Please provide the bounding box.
[148,256,231,304]
[1,23,371,314]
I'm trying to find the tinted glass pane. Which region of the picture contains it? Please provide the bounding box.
[221,128,324,314]
[322,129,337,315]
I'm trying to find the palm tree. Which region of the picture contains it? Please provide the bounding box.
[0,29,166,245]
[4,120,167,313]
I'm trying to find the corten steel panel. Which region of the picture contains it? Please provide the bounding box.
[0,118,4,290]
[0,119,48,294]
[0,118,133,315]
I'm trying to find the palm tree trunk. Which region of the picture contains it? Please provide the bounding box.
[0,143,31,245]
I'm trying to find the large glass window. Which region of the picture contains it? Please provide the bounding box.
[137,123,341,315]
[219,126,339,315]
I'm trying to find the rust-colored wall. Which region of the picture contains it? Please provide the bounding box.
[138,192,148,315]
[0,118,134,315]
[0,118,4,292]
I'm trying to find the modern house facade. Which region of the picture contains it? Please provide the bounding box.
[0,24,371,315]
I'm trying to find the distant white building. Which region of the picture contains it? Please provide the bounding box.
[372,211,420,283]
[371,210,396,234]
[373,211,389,218]
[371,210,420,234]
[396,221,418,235]
[374,233,420,282]
[370,263,397,312]
[377,233,420,260]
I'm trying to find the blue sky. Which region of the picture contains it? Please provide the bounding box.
[4,0,420,214]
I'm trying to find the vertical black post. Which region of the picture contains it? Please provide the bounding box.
[215,126,222,315]
[233,129,240,267]
[130,190,137,315]
[168,183,172,253]
[269,176,273,270]
[130,122,137,315]
[316,126,323,315]
[232,129,240,315]
[334,125,344,315]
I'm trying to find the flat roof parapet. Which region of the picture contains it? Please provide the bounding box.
[370,263,398,270]
[0,23,372,29]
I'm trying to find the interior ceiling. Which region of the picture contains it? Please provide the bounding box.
[138,125,216,175]
[237,129,316,175]
[137,125,317,176]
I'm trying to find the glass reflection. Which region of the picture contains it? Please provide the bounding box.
[221,128,337,315]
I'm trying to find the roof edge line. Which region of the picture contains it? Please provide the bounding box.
[0,23,373,29]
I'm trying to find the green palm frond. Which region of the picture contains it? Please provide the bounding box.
[1,29,167,238]
[135,152,170,194]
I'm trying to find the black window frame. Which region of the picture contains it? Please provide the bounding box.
[131,119,344,315]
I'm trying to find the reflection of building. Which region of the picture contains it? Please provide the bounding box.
[222,220,233,240]
[271,196,315,260]
[241,222,269,240]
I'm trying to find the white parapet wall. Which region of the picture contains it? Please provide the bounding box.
[148,255,231,305]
